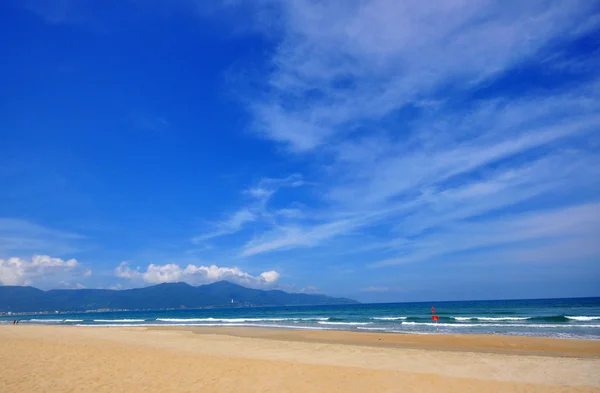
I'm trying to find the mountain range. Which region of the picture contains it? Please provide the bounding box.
[0,281,358,312]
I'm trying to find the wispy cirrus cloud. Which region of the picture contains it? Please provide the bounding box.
[12,0,598,294]
[0,218,84,257]
[192,174,306,243]
[221,0,600,272]
[250,0,598,151]
[370,202,600,267]
[241,217,364,257]
[239,93,600,258]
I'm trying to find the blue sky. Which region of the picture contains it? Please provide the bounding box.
[1,0,599,302]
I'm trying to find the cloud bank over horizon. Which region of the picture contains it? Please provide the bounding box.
[114,261,280,289]
[0,255,91,288]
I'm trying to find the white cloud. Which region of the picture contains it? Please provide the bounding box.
[192,209,258,242]
[275,208,304,219]
[273,283,322,294]
[250,0,598,151]
[58,281,87,289]
[259,270,280,283]
[8,0,598,294]
[299,285,321,294]
[0,255,84,286]
[192,174,306,242]
[114,262,141,280]
[242,216,369,257]
[115,262,281,288]
[370,203,600,267]
[226,0,600,266]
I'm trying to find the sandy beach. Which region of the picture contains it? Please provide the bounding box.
[1,326,599,392]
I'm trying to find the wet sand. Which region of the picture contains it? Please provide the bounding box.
[1,325,599,392]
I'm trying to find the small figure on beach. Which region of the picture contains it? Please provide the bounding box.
[13,320,16,325]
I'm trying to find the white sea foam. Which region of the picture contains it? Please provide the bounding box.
[155,317,320,323]
[453,317,529,321]
[28,319,65,323]
[401,322,600,328]
[403,322,482,327]
[24,318,82,323]
[371,316,407,320]
[93,319,146,322]
[357,327,388,331]
[318,321,373,326]
[566,316,600,321]
[77,323,334,330]
[158,318,264,322]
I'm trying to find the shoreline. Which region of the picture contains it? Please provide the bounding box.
[2,325,599,392]
[6,319,600,340]
[4,322,600,355]
[150,326,600,357]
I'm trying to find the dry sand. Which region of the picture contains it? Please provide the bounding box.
[1,325,599,392]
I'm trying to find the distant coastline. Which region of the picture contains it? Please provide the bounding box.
[0,280,358,314]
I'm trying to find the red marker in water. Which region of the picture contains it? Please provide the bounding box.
[431,306,435,314]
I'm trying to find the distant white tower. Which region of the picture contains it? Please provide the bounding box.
[231,298,234,304]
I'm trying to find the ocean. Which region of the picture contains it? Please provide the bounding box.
[2,297,599,339]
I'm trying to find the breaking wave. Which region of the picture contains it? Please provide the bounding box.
[566,316,600,321]
[155,317,328,323]
[93,319,146,323]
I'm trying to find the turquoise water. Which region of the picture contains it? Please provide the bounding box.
[2,297,599,339]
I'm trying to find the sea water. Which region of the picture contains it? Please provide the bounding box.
[2,297,599,339]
